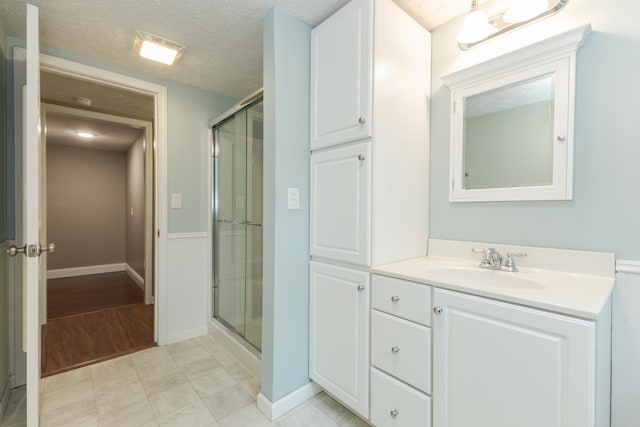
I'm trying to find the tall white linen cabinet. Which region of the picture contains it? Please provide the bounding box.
[309,0,431,420]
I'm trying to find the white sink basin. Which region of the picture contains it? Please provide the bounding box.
[426,266,544,290]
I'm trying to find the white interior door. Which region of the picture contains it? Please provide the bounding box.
[24,4,42,426]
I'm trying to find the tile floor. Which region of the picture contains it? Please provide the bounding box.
[1,330,369,427]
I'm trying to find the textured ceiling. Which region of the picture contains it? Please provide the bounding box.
[45,112,144,152]
[0,0,476,100]
[41,71,155,121]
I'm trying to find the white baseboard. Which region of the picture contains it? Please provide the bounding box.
[47,263,125,279]
[208,319,261,378]
[167,325,208,345]
[125,264,144,291]
[257,382,323,422]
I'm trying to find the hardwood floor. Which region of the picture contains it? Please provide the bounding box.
[47,271,144,319]
[42,272,155,377]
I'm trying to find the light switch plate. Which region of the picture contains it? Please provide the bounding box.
[287,187,300,210]
[171,193,182,209]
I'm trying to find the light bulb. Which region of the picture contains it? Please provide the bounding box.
[457,8,495,44]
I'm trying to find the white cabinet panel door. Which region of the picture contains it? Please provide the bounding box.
[310,262,369,418]
[310,0,372,149]
[432,288,595,427]
[310,142,371,266]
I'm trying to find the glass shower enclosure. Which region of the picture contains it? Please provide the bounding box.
[212,95,263,351]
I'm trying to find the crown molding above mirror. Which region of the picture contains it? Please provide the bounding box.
[442,24,592,202]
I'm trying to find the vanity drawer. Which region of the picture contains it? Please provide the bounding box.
[372,275,431,326]
[371,310,431,394]
[371,367,431,427]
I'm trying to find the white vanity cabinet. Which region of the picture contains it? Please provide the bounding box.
[370,274,432,427]
[432,288,611,427]
[309,0,430,420]
[309,262,370,417]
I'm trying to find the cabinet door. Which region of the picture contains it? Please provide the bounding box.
[310,0,372,149]
[310,262,370,418]
[432,289,595,427]
[310,142,371,266]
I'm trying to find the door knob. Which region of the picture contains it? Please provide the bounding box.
[6,242,55,257]
[6,244,26,257]
[39,243,56,255]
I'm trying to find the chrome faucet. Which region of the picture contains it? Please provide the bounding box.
[472,248,527,272]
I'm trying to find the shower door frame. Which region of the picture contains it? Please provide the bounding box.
[210,89,263,351]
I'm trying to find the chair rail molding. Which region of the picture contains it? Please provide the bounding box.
[616,260,640,275]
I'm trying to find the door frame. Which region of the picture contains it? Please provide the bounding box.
[38,52,169,346]
[12,49,169,374]
[41,102,155,306]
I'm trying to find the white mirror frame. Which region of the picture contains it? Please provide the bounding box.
[442,24,592,202]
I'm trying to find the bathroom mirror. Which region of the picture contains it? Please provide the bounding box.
[442,24,591,202]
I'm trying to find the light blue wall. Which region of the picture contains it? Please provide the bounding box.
[6,36,237,234]
[430,0,640,259]
[261,7,311,402]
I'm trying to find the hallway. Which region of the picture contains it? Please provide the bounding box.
[41,272,155,376]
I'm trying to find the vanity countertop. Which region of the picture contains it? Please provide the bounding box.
[371,254,615,320]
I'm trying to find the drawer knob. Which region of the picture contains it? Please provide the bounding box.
[391,346,400,354]
[433,306,443,315]
[357,285,365,292]
[391,295,400,303]
[390,409,399,419]
[358,117,366,125]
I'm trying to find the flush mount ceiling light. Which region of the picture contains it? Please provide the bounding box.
[133,31,184,65]
[76,131,95,138]
[458,0,569,50]
[73,96,92,107]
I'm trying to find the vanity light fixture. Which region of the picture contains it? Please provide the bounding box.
[457,0,569,50]
[133,31,184,65]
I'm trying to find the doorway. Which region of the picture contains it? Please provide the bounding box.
[9,50,170,393]
[39,99,156,376]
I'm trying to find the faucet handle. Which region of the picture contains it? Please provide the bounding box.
[506,251,527,259]
[503,251,527,272]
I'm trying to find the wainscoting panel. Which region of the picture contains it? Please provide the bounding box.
[611,261,640,427]
[167,233,209,344]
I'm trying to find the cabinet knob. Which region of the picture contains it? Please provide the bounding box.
[357,154,366,161]
[391,346,400,354]
[357,285,365,292]
[391,295,400,303]
[557,135,566,142]
[433,306,443,315]
[390,409,399,419]
[358,117,366,125]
